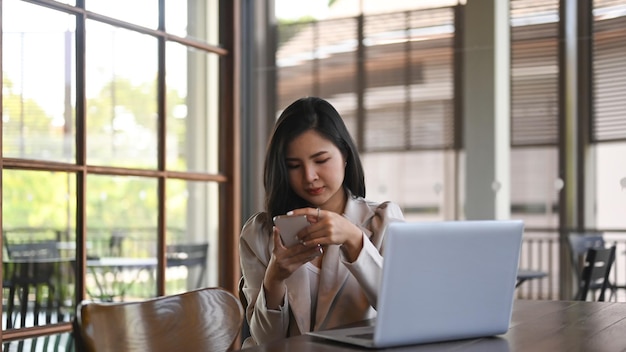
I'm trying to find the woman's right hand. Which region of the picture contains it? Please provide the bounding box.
[262,226,322,309]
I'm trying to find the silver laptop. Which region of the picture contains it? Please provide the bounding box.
[307,220,524,348]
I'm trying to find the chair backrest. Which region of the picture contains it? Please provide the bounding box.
[166,243,208,267]
[6,240,61,261]
[4,241,63,286]
[74,287,243,352]
[108,230,126,257]
[567,232,605,283]
[4,241,71,329]
[576,245,616,302]
[166,243,209,288]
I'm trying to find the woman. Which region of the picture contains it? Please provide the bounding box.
[239,97,404,346]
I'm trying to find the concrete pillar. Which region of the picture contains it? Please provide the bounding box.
[463,0,511,220]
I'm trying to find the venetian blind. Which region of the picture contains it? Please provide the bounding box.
[510,0,560,147]
[592,0,626,142]
[363,8,455,151]
[275,7,456,152]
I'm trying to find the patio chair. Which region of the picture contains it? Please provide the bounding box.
[166,242,209,289]
[567,232,620,300]
[3,241,71,329]
[575,245,616,301]
[73,287,243,352]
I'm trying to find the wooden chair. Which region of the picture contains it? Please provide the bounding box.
[575,245,616,302]
[73,287,243,352]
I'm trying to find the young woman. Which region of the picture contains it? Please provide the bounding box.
[239,97,405,346]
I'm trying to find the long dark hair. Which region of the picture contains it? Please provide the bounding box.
[264,97,365,220]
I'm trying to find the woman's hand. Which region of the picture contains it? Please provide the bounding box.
[263,225,323,309]
[288,207,364,262]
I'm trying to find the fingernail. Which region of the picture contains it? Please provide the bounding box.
[286,211,294,215]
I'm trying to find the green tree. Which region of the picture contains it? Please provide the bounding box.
[2,74,187,234]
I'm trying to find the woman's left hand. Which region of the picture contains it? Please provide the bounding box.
[288,207,364,262]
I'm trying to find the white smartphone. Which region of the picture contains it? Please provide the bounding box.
[273,215,310,247]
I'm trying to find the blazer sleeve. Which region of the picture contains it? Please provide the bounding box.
[239,213,290,345]
[340,201,405,308]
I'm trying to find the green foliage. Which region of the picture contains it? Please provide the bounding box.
[2,170,73,229]
[2,74,190,233]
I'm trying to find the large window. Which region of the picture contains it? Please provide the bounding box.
[1,0,238,348]
[274,0,626,302]
[592,0,626,229]
[510,0,559,227]
[276,7,459,221]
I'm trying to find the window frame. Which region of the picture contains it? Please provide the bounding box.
[0,0,240,342]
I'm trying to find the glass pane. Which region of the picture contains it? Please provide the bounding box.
[276,21,315,110]
[85,175,158,301]
[2,170,76,330]
[2,0,76,162]
[510,147,559,228]
[363,150,456,222]
[86,20,158,168]
[165,180,219,294]
[165,0,220,45]
[317,17,357,100]
[86,0,157,29]
[165,42,220,173]
[595,142,626,228]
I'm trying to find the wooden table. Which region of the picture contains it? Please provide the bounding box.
[241,300,626,351]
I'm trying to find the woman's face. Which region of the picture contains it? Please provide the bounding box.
[285,129,346,212]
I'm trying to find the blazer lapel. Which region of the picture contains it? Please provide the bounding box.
[314,244,349,330]
[343,193,376,229]
[285,266,311,333]
[313,195,376,329]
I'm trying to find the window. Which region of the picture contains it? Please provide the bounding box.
[592,0,626,229]
[1,0,238,347]
[276,7,459,221]
[509,0,560,226]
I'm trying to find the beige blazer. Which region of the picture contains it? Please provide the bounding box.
[239,193,404,346]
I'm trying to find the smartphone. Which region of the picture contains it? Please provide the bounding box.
[273,215,310,247]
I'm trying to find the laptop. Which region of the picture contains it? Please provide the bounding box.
[307,220,524,348]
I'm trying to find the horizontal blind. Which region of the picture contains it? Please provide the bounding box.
[363,8,455,151]
[276,18,360,137]
[592,0,626,142]
[276,21,317,111]
[2,31,69,160]
[317,17,359,137]
[510,0,560,146]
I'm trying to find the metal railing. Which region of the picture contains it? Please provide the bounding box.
[516,228,626,301]
[4,227,626,302]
